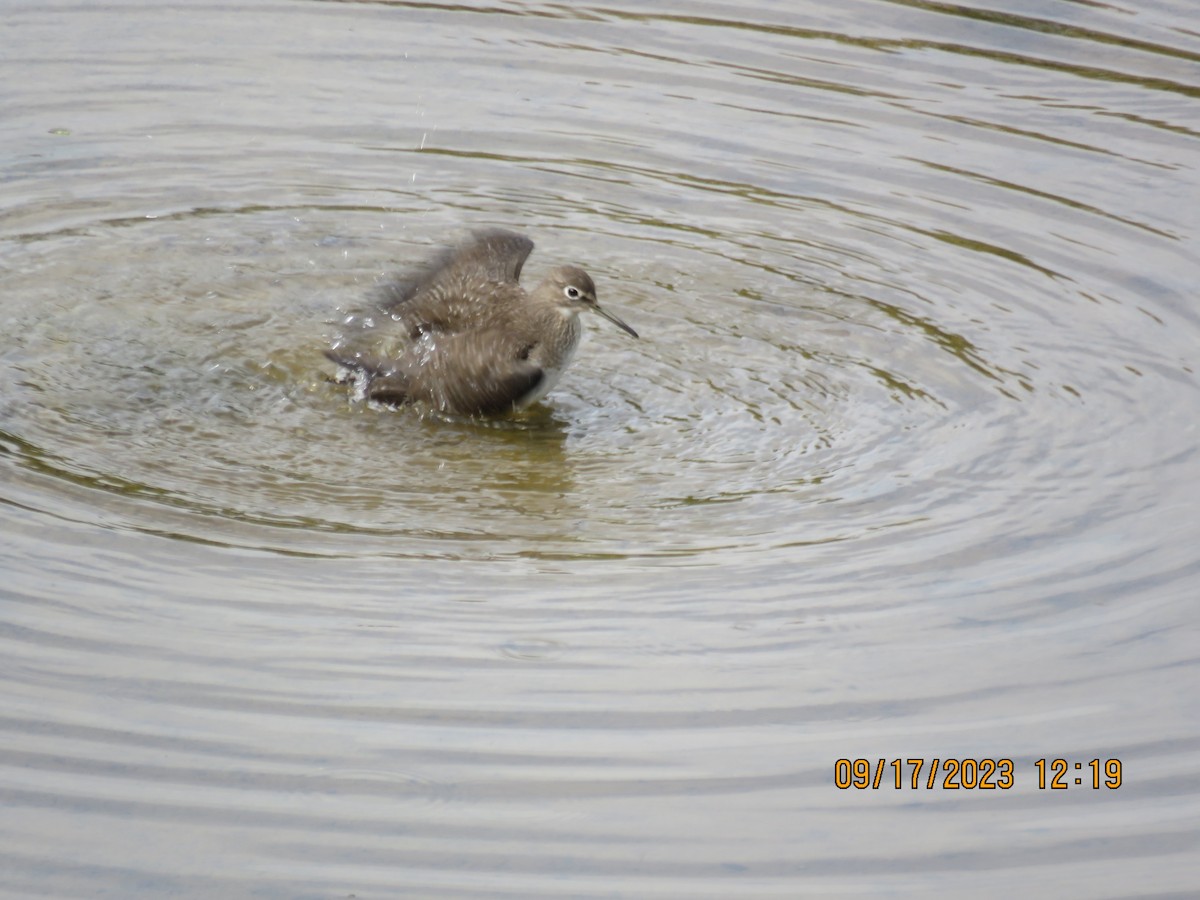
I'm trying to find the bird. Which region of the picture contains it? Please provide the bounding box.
[326,228,638,417]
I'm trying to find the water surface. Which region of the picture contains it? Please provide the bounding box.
[2,0,1199,896]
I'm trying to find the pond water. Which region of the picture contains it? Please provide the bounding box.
[2,0,1199,896]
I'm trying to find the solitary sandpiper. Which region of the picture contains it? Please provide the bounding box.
[327,229,638,416]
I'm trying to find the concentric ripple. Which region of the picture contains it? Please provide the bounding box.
[2,0,1199,897]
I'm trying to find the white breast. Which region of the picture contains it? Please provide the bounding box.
[516,310,582,408]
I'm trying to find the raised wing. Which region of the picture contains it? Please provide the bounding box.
[375,229,534,314]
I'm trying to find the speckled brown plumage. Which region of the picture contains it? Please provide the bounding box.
[327,229,637,416]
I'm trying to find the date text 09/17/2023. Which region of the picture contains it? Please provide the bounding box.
[833,758,1123,790]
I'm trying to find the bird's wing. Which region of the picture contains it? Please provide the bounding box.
[375,229,534,315]
[369,328,544,416]
[459,229,536,283]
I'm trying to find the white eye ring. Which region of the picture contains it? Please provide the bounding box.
[564,286,582,300]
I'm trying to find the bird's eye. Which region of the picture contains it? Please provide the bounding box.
[564,286,581,300]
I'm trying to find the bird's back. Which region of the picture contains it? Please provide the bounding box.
[327,229,549,415]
